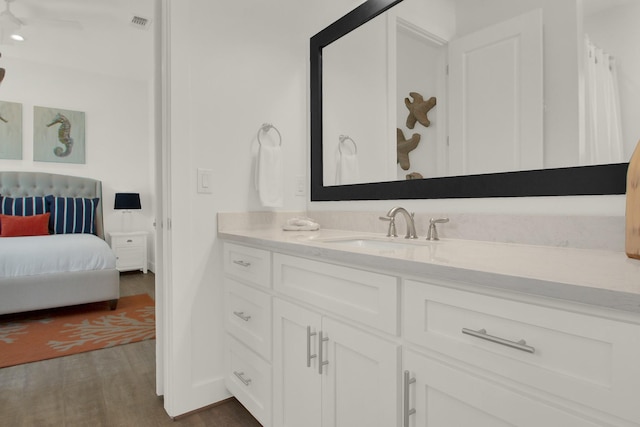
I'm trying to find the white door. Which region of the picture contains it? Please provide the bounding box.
[403,349,602,427]
[321,317,399,427]
[273,299,322,427]
[448,9,543,176]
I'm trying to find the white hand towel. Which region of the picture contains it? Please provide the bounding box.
[335,152,359,185]
[255,143,283,207]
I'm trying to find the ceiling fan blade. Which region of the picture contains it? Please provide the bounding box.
[20,16,83,30]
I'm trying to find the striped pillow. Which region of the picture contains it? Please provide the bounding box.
[0,196,49,216]
[45,195,100,235]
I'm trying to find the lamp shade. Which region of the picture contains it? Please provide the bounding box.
[114,193,141,210]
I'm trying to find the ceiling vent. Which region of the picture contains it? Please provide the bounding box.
[130,15,150,30]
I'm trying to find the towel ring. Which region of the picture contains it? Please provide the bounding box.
[257,123,282,147]
[338,135,357,155]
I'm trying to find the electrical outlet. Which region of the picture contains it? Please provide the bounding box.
[295,175,306,196]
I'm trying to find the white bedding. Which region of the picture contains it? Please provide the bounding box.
[0,234,116,278]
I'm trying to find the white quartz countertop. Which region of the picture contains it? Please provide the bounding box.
[218,227,640,314]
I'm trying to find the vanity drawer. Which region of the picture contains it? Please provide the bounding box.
[403,280,640,423]
[224,278,272,360]
[225,335,272,427]
[273,253,398,335]
[223,243,271,288]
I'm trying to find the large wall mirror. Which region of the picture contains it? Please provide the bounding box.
[310,0,631,201]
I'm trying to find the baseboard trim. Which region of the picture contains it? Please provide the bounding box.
[172,396,236,421]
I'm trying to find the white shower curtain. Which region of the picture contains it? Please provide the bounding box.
[582,36,624,165]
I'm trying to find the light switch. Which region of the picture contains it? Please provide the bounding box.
[197,168,213,194]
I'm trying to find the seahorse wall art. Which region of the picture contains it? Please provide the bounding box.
[47,113,73,157]
[33,106,85,164]
[0,100,23,160]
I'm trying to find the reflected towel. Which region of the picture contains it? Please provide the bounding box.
[335,152,359,185]
[255,143,283,207]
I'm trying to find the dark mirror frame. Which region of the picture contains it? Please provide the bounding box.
[310,0,628,201]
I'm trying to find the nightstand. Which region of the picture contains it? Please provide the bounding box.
[109,231,148,273]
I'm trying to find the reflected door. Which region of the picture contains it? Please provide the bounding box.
[448,9,543,176]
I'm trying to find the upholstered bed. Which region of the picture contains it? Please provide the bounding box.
[0,171,119,315]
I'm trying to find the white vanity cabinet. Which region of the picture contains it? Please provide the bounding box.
[221,238,640,427]
[272,252,400,427]
[223,243,273,427]
[273,298,399,427]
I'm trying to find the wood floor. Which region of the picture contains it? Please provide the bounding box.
[0,271,262,427]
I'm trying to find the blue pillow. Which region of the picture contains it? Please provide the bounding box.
[0,196,49,216]
[46,195,100,235]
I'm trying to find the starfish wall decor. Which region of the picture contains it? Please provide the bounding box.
[404,92,436,129]
[397,128,420,170]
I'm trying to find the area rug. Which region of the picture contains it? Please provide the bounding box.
[0,294,155,368]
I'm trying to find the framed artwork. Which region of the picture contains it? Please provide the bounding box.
[0,101,23,160]
[33,106,85,164]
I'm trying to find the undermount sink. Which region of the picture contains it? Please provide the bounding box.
[316,236,438,250]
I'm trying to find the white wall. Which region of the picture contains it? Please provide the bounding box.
[163,0,371,416]
[0,57,156,267]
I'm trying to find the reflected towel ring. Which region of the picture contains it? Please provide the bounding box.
[338,135,358,155]
[257,123,282,146]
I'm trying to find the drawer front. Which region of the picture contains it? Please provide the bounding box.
[274,253,398,335]
[113,235,145,248]
[225,335,272,427]
[225,278,272,360]
[115,247,145,269]
[404,280,640,423]
[403,349,603,427]
[224,243,271,288]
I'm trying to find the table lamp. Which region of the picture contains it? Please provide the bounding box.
[114,193,141,231]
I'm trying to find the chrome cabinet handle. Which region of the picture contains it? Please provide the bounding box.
[233,311,251,322]
[462,328,535,354]
[233,260,251,268]
[307,326,317,367]
[318,331,329,374]
[233,371,252,386]
[403,370,416,427]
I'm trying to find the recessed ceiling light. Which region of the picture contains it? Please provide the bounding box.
[10,33,23,41]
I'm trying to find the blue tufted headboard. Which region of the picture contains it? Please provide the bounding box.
[0,171,105,239]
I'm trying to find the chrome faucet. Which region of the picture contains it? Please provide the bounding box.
[426,217,449,241]
[382,207,418,239]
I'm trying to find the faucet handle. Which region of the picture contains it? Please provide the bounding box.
[427,217,449,241]
[429,217,449,225]
[379,216,397,237]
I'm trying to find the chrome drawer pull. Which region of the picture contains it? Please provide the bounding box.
[462,328,535,354]
[233,371,252,386]
[403,370,416,427]
[233,311,251,322]
[318,331,329,374]
[306,326,317,367]
[232,260,251,268]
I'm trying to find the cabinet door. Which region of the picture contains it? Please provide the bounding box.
[273,299,322,427]
[321,317,399,427]
[403,349,602,427]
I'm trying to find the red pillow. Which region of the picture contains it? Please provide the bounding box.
[0,213,51,237]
